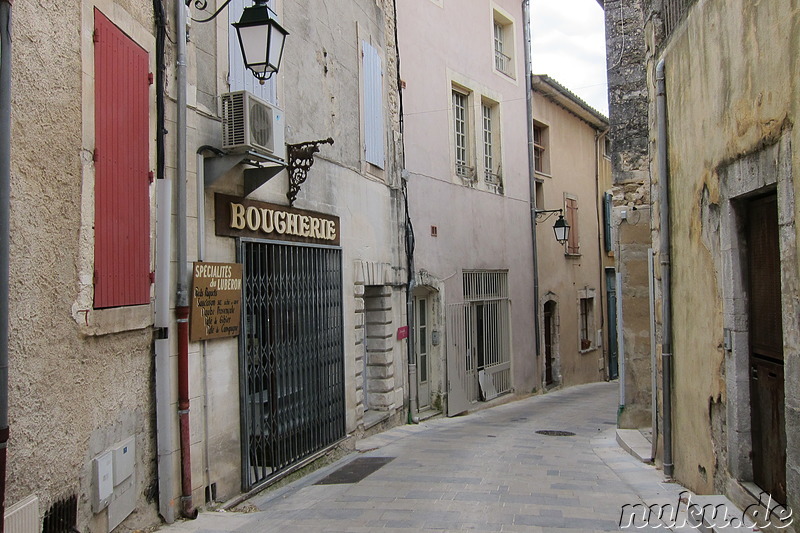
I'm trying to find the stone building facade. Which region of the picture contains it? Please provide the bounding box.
[603,0,800,526]
[4,1,407,531]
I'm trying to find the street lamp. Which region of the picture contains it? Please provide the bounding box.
[189,0,289,84]
[233,1,288,84]
[535,209,570,245]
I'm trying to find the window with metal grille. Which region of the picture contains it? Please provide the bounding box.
[453,89,472,178]
[463,270,508,301]
[481,102,501,190]
[579,297,594,351]
[93,9,151,309]
[492,11,514,78]
[565,196,579,255]
[663,0,698,39]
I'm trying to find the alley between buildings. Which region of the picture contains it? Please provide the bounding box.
[159,382,692,532]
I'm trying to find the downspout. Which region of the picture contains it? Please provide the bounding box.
[176,0,197,518]
[656,58,673,478]
[153,0,177,523]
[392,0,419,424]
[0,1,12,528]
[522,0,541,360]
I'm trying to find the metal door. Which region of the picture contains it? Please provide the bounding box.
[414,297,431,409]
[238,239,345,490]
[746,194,786,504]
[446,303,472,416]
[606,269,619,380]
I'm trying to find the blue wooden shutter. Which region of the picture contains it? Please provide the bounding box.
[362,41,385,169]
[94,9,151,308]
[229,0,277,104]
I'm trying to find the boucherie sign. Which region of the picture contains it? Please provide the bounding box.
[215,193,340,246]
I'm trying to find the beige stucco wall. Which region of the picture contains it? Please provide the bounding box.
[8,1,159,531]
[656,0,800,512]
[398,0,538,398]
[533,91,608,388]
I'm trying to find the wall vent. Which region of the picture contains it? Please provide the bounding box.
[42,494,77,533]
[5,494,40,533]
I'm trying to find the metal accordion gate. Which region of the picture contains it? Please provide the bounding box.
[238,239,345,490]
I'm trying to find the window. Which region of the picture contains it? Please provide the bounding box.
[362,40,385,169]
[533,124,547,174]
[453,89,472,179]
[481,100,501,191]
[93,9,151,308]
[603,136,612,159]
[492,9,515,78]
[228,0,277,104]
[603,192,613,253]
[579,297,594,351]
[565,196,579,255]
[535,180,544,210]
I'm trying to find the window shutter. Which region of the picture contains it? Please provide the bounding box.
[93,9,151,308]
[603,192,612,253]
[229,0,277,104]
[566,197,579,254]
[362,41,385,169]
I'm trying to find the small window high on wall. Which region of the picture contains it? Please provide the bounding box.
[93,9,151,308]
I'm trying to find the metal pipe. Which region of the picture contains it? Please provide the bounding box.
[656,58,673,478]
[0,1,12,527]
[648,248,658,461]
[522,0,542,364]
[176,0,196,518]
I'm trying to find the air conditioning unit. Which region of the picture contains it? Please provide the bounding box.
[221,91,286,162]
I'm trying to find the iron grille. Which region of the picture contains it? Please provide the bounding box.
[663,0,698,38]
[239,240,345,490]
[42,495,77,533]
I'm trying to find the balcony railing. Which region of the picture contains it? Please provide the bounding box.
[494,50,512,76]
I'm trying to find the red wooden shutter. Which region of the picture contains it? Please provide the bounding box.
[566,197,579,254]
[93,9,151,308]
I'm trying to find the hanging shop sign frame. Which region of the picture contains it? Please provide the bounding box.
[215,193,340,246]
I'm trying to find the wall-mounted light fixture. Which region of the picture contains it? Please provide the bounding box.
[189,0,288,83]
[535,209,570,245]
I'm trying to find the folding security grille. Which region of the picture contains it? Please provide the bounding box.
[239,240,345,490]
[447,271,511,407]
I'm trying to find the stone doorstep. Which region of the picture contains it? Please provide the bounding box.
[616,428,654,463]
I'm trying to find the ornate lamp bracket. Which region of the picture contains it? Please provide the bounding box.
[286,138,334,206]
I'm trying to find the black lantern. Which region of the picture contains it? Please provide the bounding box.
[233,1,289,84]
[552,214,570,245]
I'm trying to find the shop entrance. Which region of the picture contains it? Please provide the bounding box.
[238,239,345,490]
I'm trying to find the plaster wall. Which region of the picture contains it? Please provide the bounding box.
[7,1,160,531]
[533,92,608,388]
[656,0,800,508]
[397,0,537,395]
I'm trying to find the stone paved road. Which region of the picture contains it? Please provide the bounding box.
[163,381,693,532]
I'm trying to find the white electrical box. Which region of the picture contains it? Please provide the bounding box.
[112,437,135,486]
[92,451,114,512]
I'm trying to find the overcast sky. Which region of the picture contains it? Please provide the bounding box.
[530,0,608,116]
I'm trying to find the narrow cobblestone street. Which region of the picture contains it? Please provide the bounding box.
[161,382,691,532]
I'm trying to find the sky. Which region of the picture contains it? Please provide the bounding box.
[530,0,608,116]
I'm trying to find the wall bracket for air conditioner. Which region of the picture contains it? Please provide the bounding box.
[203,149,285,197]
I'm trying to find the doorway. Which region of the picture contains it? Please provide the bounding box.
[605,268,619,379]
[414,296,431,410]
[746,193,786,503]
[543,300,557,387]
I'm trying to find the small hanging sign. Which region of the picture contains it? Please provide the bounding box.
[190,262,243,341]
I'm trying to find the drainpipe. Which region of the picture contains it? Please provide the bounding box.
[522,0,541,363]
[0,1,12,528]
[176,0,197,518]
[152,0,177,523]
[656,58,673,478]
[392,0,419,424]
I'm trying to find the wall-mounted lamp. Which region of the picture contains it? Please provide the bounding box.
[189,0,288,84]
[535,209,570,245]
